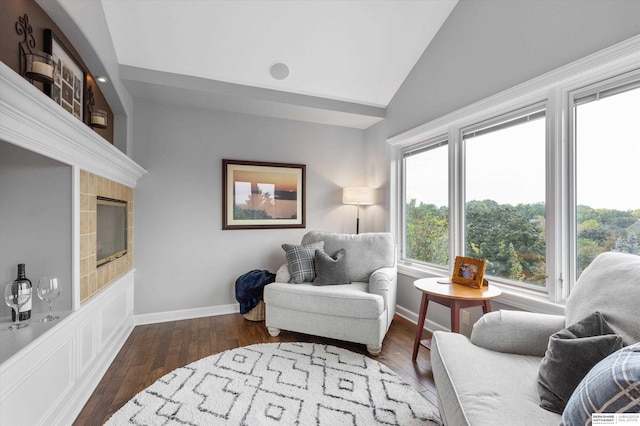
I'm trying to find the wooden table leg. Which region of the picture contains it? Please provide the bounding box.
[450,299,461,333]
[412,293,429,361]
[483,300,492,314]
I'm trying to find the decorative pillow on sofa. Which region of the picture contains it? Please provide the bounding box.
[538,311,624,414]
[313,248,350,285]
[281,241,324,284]
[561,342,640,425]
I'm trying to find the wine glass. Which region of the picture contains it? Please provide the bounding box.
[37,277,60,322]
[4,281,32,330]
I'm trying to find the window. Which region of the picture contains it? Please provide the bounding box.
[463,108,547,288]
[402,139,449,267]
[572,81,640,279]
[390,37,640,307]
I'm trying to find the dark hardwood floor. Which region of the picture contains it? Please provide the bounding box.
[73,313,437,425]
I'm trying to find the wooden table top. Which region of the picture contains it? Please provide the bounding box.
[414,277,502,301]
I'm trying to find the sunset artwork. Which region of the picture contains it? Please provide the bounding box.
[223,160,305,229]
[233,170,298,219]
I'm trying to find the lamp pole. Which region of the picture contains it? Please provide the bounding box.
[342,187,375,235]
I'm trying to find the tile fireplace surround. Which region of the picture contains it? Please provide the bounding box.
[80,171,134,303]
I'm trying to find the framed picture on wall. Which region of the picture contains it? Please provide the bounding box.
[44,29,86,122]
[223,159,306,230]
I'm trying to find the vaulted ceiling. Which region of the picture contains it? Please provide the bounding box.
[59,1,458,128]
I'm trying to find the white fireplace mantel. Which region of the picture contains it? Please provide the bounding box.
[0,61,146,187]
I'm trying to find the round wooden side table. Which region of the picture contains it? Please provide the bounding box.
[412,277,502,361]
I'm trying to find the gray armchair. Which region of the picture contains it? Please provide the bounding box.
[431,252,640,425]
[264,231,397,355]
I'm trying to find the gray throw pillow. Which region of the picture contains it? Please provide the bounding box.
[282,241,324,284]
[538,311,624,414]
[313,248,350,285]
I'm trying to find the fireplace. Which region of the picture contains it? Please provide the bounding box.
[96,196,128,267]
[79,170,135,303]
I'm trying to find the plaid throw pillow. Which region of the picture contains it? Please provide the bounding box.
[561,342,640,425]
[281,241,324,284]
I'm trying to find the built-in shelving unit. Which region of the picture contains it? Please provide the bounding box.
[0,61,146,425]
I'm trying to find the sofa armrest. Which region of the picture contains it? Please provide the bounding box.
[369,266,397,309]
[275,264,290,283]
[470,310,565,356]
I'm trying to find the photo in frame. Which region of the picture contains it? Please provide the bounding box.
[452,256,487,288]
[44,29,85,122]
[223,159,305,230]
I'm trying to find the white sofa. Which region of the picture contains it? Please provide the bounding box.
[431,252,640,425]
[264,231,397,355]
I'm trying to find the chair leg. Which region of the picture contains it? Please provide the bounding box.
[267,327,281,337]
[366,344,382,356]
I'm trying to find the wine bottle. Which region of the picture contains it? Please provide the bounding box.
[11,264,32,321]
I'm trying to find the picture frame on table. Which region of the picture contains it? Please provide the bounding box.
[44,29,86,122]
[451,256,487,288]
[222,159,306,230]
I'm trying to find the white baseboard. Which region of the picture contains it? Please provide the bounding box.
[135,304,240,326]
[136,303,443,332]
[395,304,449,334]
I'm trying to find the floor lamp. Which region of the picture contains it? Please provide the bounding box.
[343,187,375,234]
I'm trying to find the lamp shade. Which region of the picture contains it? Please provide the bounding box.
[342,187,375,205]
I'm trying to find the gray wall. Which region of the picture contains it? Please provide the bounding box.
[385,0,640,136]
[131,102,370,316]
[367,0,640,332]
[0,141,73,318]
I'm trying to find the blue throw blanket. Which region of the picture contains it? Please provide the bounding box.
[235,269,276,314]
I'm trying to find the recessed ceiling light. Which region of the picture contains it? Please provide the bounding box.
[269,63,290,80]
[96,76,108,83]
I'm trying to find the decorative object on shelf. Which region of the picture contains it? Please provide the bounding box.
[15,14,55,84]
[37,277,61,322]
[451,255,487,288]
[90,109,108,129]
[9,264,32,321]
[44,29,86,122]
[222,159,306,230]
[342,186,375,234]
[87,86,108,129]
[4,275,32,331]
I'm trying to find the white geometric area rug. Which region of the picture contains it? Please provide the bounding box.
[105,342,441,425]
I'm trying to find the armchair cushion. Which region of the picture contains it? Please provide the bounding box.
[281,241,324,283]
[301,231,394,282]
[265,281,384,319]
[313,248,350,285]
[471,310,565,356]
[275,263,290,283]
[537,311,624,414]
[566,251,640,345]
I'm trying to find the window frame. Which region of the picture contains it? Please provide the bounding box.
[568,70,640,292]
[401,136,450,269]
[460,102,548,291]
[388,35,640,312]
